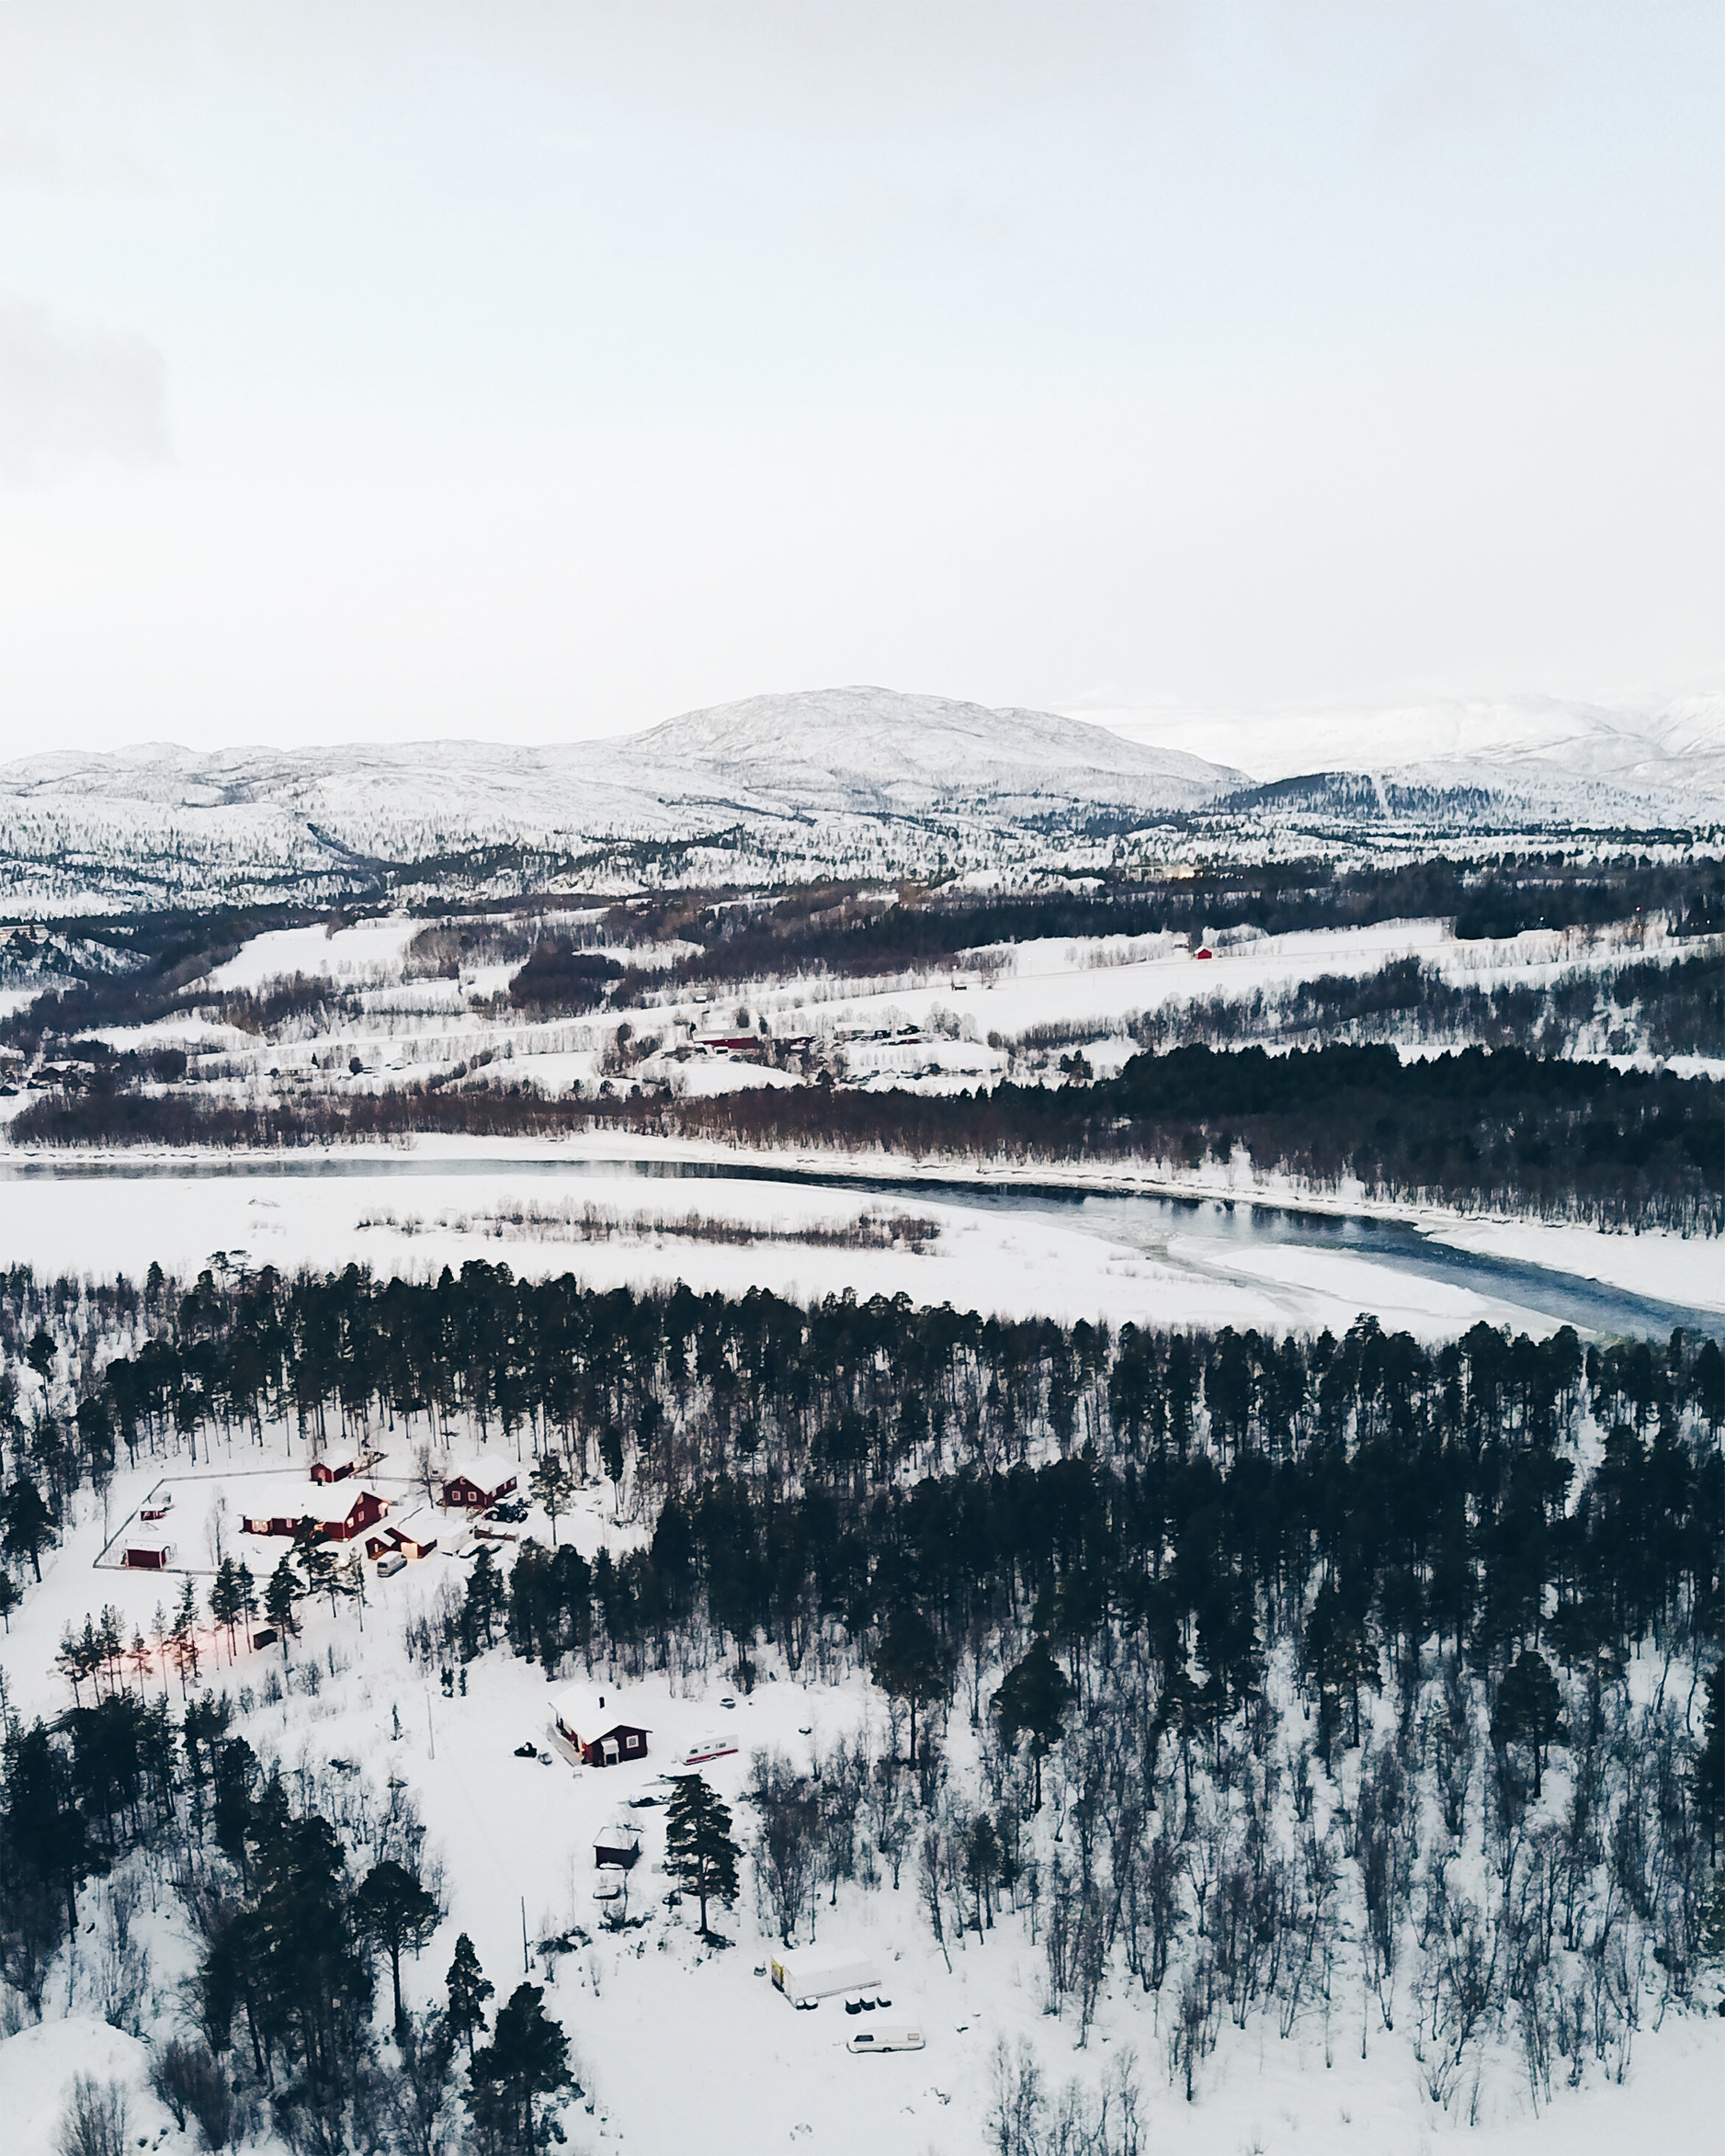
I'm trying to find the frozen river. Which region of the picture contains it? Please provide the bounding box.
[0,1148,1715,1342]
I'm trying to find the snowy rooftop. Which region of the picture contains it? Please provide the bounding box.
[234,1479,389,1526]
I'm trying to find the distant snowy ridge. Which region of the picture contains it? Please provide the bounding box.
[0,688,1247,910]
[1,688,1243,824]
[1092,691,1725,817]
[1,684,1717,916]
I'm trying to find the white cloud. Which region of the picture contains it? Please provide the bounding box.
[0,300,168,484]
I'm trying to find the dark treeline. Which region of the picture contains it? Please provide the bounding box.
[4,1259,1724,2124]
[6,1259,1719,1667]
[20,1040,1722,1235]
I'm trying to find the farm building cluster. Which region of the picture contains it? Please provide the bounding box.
[115,1459,523,1572]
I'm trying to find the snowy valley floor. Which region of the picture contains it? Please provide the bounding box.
[1,1131,1719,1345]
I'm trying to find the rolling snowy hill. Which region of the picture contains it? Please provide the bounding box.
[0,688,1246,912]
[1,684,1718,916]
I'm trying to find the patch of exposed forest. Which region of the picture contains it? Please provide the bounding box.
[7,856,1719,1057]
[18,1041,1723,1235]
[549,855,1725,1006]
[2,1262,1722,2138]
[1010,947,1724,1066]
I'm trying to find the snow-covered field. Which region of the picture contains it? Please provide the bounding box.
[0,1137,1697,1341]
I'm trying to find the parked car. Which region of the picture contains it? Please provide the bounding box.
[376,1549,406,1578]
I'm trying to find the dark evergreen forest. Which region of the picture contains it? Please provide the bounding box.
[2,1260,1722,2144]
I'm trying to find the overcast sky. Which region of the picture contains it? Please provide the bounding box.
[0,2,1720,755]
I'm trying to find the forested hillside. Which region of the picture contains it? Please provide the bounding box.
[2,1262,1720,2147]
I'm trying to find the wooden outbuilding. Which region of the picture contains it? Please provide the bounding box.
[123,1541,174,1571]
[594,1822,642,1869]
[385,1511,440,1560]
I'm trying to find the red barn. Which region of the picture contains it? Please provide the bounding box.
[442,1470,517,1511]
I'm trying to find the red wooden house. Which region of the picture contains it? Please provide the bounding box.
[549,1696,650,1769]
[442,1470,517,1511]
[310,1455,357,1484]
[241,1485,390,1542]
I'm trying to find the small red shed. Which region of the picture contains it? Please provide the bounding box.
[123,1542,174,1570]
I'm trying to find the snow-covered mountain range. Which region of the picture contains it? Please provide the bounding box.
[1097,691,1725,818]
[1,688,1240,826]
[0,685,1718,915]
[0,689,1246,912]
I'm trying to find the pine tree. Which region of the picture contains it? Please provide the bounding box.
[354,1860,443,2036]
[462,1546,502,1654]
[169,1579,201,1696]
[528,1453,573,1547]
[209,1559,245,1662]
[297,1526,341,1617]
[445,1932,494,2061]
[993,1638,1073,1808]
[871,1609,949,1765]
[664,1773,742,1939]
[264,1553,302,1650]
[467,1981,573,2153]
[2,1474,52,1582]
[1492,1647,1563,1798]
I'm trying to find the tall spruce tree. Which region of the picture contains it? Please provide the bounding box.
[664,1772,742,1939]
[445,1932,494,2061]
